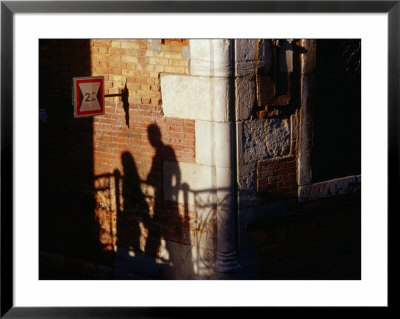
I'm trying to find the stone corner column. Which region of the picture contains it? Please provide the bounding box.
[297,39,316,202]
[213,122,241,274]
[189,39,242,274]
[163,39,242,275]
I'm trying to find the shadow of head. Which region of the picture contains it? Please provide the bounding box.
[121,151,139,179]
[147,123,163,147]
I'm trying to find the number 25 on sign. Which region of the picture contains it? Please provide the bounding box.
[73,76,105,117]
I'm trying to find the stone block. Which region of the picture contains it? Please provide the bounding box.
[195,120,213,166]
[241,118,290,164]
[161,74,230,122]
[195,121,232,168]
[298,175,360,202]
[189,39,232,77]
[235,76,256,121]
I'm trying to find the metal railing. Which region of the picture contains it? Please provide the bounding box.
[93,170,232,276]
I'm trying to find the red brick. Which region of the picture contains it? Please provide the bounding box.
[151,98,162,106]
[170,126,182,133]
[108,47,126,55]
[182,126,194,134]
[141,97,151,104]
[166,118,184,125]
[91,39,112,47]
[161,44,171,51]
[163,39,189,46]
[183,133,194,140]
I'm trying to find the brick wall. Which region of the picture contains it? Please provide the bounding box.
[89,39,195,254]
[257,155,297,201]
[90,39,193,173]
[40,39,196,262]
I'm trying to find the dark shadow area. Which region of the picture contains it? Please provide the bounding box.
[110,152,162,279]
[39,40,104,279]
[144,124,193,279]
[116,152,148,254]
[274,39,292,97]
[250,191,361,279]
[91,124,194,279]
[311,39,361,182]
[40,118,196,279]
[254,39,305,118]
[92,159,214,279]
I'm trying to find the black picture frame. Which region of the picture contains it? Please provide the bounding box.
[1,1,395,317]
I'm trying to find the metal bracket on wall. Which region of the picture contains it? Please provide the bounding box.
[104,93,123,98]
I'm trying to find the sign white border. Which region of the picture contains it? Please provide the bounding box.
[14,13,387,307]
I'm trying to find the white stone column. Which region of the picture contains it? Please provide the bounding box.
[160,39,241,274]
[213,121,241,273]
[191,39,241,273]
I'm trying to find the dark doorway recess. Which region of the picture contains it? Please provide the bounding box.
[311,39,361,183]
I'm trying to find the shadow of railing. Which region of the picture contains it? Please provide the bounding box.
[93,171,232,278]
[93,172,118,252]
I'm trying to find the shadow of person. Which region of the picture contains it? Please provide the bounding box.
[116,152,149,255]
[145,124,193,278]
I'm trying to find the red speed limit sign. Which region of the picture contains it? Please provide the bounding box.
[73,76,104,117]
